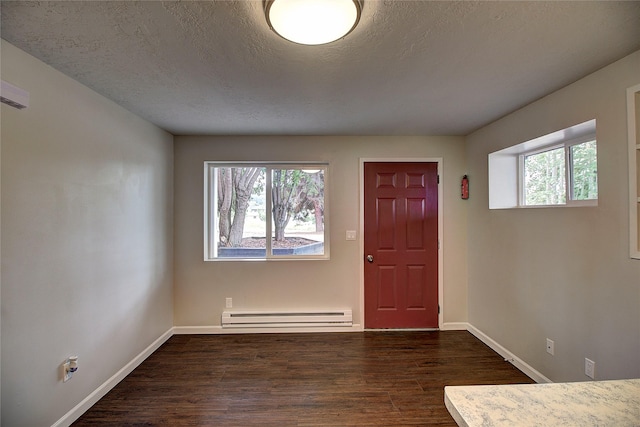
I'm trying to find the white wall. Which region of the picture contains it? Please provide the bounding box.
[173,136,468,329]
[466,50,640,382]
[1,40,174,426]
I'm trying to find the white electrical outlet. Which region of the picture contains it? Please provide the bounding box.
[345,230,356,240]
[62,356,78,382]
[546,338,554,355]
[585,358,595,379]
[225,297,232,308]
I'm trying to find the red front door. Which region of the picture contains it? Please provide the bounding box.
[364,162,439,328]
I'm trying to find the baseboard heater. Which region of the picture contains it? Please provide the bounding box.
[222,309,353,328]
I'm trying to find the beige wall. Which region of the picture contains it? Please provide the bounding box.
[174,136,468,328]
[1,40,174,426]
[466,50,640,382]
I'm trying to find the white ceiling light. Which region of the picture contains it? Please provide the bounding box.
[265,0,363,45]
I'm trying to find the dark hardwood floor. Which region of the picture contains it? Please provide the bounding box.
[72,331,534,426]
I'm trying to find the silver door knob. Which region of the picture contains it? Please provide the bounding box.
[366,255,374,263]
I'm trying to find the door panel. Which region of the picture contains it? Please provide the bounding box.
[364,162,438,329]
[406,265,426,308]
[378,266,397,309]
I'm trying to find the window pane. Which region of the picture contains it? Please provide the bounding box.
[215,167,266,258]
[571,141,598,200]
[271,168,325,256]
[206,162,328,260]
[524,147,566,205]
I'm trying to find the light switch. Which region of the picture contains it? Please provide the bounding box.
[346,230,357,240]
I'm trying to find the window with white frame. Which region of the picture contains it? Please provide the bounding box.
[521,137,597,206]
[489,119,597,209]
[204,163,328,260]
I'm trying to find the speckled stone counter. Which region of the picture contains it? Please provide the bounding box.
[444,379,640,427]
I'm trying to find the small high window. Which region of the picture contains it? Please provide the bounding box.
[521,138,597,206]
[204,163,329,260]
[489,120,597,209]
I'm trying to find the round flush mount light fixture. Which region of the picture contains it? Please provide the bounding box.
[265,0,363,45]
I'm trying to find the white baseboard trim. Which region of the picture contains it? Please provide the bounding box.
[52,328,174,427]
[173,324,364,334]
[467,324,551,384]
[440,322,469,331]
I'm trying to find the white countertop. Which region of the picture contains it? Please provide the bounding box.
[444,379,640,427]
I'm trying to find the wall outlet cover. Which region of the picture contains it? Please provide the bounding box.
[585,358,595,379]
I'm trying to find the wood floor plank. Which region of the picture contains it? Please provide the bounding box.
[72,331,534,426]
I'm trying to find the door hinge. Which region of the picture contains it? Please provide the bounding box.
[438,305,440,314]
[437,175,440,184]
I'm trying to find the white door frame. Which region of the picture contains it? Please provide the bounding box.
[359,158,444,329]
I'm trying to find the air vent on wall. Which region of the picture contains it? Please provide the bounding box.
[1,80,29,110]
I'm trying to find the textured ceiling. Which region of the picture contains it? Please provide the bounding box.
[2,1,640,136]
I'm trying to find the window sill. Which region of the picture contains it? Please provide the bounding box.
[491,199,598,210]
